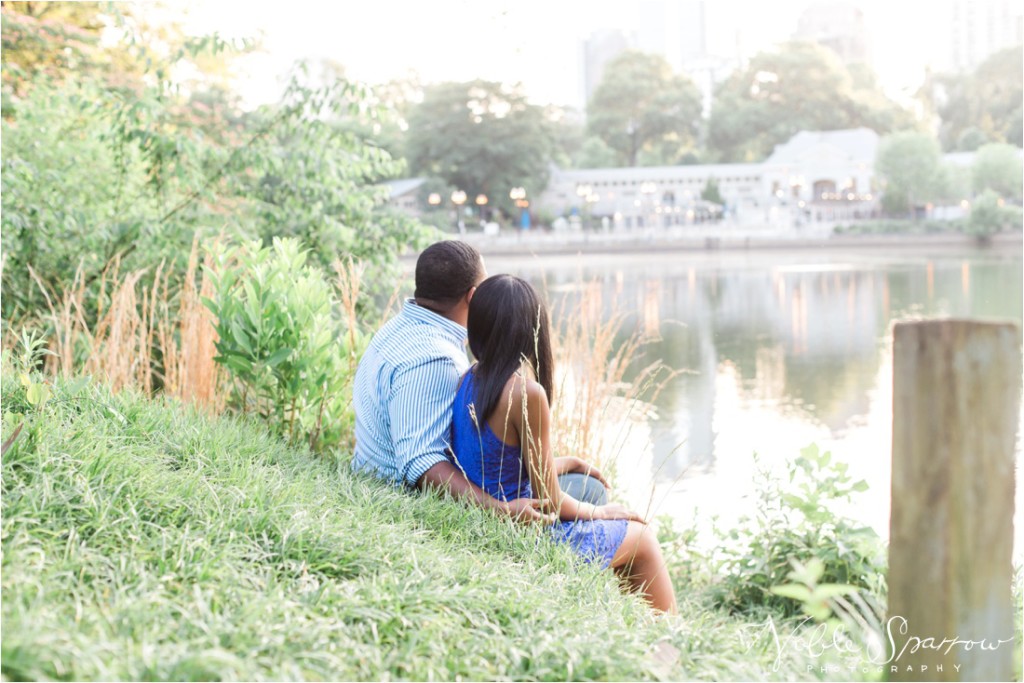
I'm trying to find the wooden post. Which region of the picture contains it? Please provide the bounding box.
[889,320,1021,681]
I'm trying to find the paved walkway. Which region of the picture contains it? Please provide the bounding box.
[457,225,1022,257]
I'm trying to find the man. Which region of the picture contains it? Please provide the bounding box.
[351,240,553,521]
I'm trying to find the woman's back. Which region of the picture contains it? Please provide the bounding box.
[450,370,532,502]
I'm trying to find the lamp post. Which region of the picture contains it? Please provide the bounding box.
[510,187,529,230]
[576,183,593,231]
[640,181,657,232]
[451,190,467,234]
[474,194,488,227]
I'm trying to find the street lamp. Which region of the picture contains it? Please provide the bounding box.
[576,183,593,231]
[451,190,467,234]
[640,181,657,230]
[510,187,529,230]
[475,194,488,225]
[427,193,441,207]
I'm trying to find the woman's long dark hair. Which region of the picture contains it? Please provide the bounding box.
[467,274,554,421]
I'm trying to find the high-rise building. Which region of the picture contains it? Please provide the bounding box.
[794,1,869,64]
[581,28,633,109]
[581,0,734,119]
[950,0,1024,72]
[632,0,710,69]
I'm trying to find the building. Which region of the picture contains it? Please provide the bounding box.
[384,177,427,216]
[582,1,733,118]
[950,0,1024,72]
[793,1,869,65]
[537,128,881,229]
[581,29,633,109]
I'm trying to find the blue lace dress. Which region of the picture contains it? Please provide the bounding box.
[450,371,629,568]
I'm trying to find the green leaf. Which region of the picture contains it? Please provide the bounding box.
[26,383,51,407]
[803,602,832,622]
[851,480,869,493]
[265,347,293,368]
[229,318,254,357]
[812,583,858,599]
[787,557,826,586]
[769,583,813,602]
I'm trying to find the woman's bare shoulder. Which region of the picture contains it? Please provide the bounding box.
[496,372,548,413]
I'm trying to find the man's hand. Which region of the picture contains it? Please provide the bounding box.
[555,455,610,489]
[505,497,557,525]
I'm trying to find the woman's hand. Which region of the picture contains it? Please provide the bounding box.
[505,497,557,525]
[555,456,610,489]
[594,504,645,523]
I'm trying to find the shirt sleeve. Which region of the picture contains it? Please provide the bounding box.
[388,355,460,487]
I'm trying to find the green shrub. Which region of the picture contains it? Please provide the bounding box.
[968,189,1023,237]
[833,219,967,235]
[710,445,886,616]
[204,237,361,450]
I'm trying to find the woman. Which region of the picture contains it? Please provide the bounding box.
[450,274,677,614]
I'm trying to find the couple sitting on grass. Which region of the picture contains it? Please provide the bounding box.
[352,240,677,614]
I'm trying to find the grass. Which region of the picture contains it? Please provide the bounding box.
[1,373,861,681]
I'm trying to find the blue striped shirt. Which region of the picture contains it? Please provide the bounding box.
[351,299,470,487]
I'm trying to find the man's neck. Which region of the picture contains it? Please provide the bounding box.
[413,298,465,327]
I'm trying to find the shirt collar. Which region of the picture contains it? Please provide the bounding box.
[401,298,467,346]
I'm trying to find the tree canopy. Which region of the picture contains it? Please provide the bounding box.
[707,42,917,162]
[930,46,1023,151]
[586,51,702,167]
[875,131,943,215]
[971,143,1024,200]
[404,80,555,215]
[1,6,429,318]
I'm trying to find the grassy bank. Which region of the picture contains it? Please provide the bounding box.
[0,374,863,681]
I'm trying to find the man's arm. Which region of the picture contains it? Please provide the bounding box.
[417,461,554,523]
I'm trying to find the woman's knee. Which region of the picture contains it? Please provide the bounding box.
[612,521,655,569]
[634,525,663,564]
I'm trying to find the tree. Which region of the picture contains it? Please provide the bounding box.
[931,47,1023,151]
[1,2,111,95]
[576,136,619,168]
[1,64,429,319]
[587,51,702,167]
[707,42,917,162]
[404,80,555,218]
[971,143,1023,201]
[701,178,723,205]
[875,132,943,215]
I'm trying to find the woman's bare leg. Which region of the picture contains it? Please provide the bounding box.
[609,521,678,614]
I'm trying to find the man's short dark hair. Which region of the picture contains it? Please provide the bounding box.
[414,240,484,308]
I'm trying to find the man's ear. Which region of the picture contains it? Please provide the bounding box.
[466,285,477,305]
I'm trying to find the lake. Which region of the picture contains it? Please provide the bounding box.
[486,244,1024,558]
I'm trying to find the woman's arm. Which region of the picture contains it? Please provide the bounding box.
[517,379,641,523]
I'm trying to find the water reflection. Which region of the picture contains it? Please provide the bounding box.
[492,248,1023,553]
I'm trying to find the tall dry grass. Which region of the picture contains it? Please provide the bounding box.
[332,256,366,379]
[26,237,222,409]
[157,239,222,410]
[547,280,676,480]
[31,259,153,392]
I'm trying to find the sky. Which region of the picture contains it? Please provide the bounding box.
[169,0,955,110]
